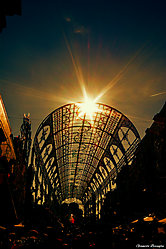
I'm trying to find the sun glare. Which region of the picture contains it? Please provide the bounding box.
[81,98,96,115]
[77,96,98,120]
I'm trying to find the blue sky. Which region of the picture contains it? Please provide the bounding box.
[0,0,166,138]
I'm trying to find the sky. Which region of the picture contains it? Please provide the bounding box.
[0,0,166,139]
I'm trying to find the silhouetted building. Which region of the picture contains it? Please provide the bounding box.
[0,0,21,32]
[102,101,166,225]
[0,95,33,224]
[0,95,17,224]
[12,136,27,220]
[12,114,32,223]
[129,102,166,218]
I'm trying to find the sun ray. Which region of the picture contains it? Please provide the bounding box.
[76,91,103,123]
[63,33,86,97]
[94,43,148,103]
[150,91,166,97]
[0,79,69,103]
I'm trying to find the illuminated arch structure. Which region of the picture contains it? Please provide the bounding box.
[31,103,140,218]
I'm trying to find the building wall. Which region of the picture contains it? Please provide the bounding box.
[0,95,17,224]
[0,95,16,161]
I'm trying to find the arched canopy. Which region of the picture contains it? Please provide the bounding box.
[31,103,140,204]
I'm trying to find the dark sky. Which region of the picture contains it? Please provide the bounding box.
[0,0,166,138]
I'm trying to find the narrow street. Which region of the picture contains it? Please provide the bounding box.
[0,3,166,246]
[1,216,166,249]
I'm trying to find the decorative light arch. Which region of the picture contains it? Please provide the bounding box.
[31,102,140,207]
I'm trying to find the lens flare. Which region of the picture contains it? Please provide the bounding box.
[76,91,102,122]
[79,97,97,118]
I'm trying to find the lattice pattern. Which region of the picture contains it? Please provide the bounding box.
[32,103,140,204]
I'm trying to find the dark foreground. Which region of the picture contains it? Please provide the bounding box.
[1,219,166,249]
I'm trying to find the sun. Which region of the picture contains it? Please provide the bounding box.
[76,95,99,121]
[81,97,96,115]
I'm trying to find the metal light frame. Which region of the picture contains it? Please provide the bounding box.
[31,103,140,206]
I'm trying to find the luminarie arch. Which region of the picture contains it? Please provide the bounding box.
[31,102,140,215]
